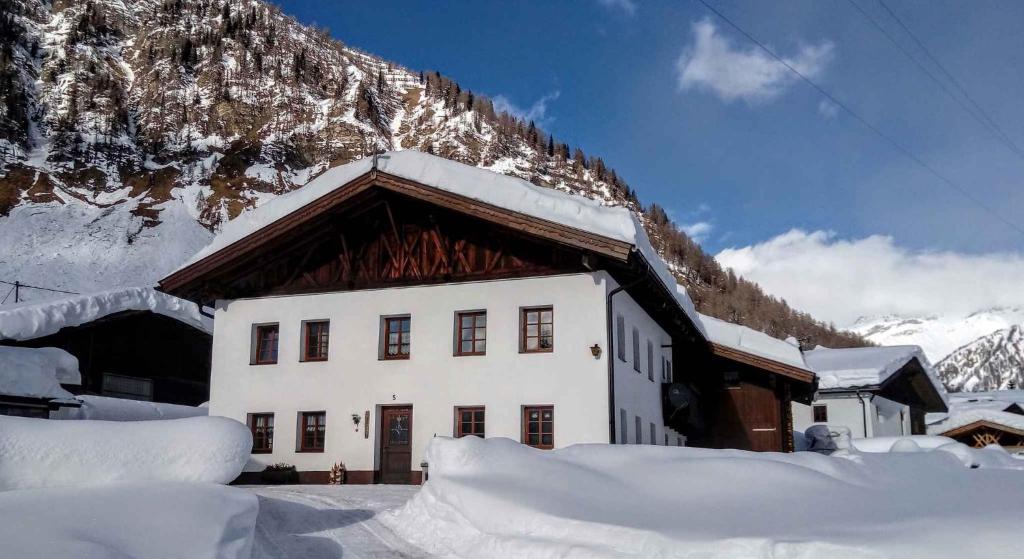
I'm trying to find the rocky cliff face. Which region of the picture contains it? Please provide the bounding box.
[937,325,1024,392]
[0,0,864,349]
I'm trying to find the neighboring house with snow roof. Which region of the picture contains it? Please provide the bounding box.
[793,345,948,438]
[667,314,817,452]
[160,150,710,484]
[926,391,1024,452]
[0,346,81,418]
[0,287,213,406]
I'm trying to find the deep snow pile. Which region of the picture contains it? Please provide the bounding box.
[0,286,212,341]
[698,312,808,369]
[53,394,208,421]
[0,482,257,559]
[0,415,251,490]
[0,346,78,399]
[383,437,1024,559]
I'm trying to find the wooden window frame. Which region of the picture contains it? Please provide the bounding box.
[632,327,641,372]
[297,411,326,453]
[252,323,280,365]
[619,408,628,444]
[634,415,642,444]
[616,315,626,362]
[380,315,411,360]
[301,320,330,362]
[667,359,673,383]
[248,413,275,454]
[522,405,554,449]
[454,311,487,357]
[454,406,486,438]
[519,306,554,354]
[647,340,654,381]
[813,404,829,423]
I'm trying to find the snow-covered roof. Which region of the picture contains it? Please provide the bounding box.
[0,287,212,341]
[926,390,1024,426]
[928,408,1024,436]
[174,151,705,336]
[804,345,946,397]
[51,395,208,421]
[0,346,78,400]
[697,313,809,371]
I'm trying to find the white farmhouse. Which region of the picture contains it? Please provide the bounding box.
[793,345,948,438]
[160,151,720,484]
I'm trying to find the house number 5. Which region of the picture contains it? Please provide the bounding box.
[392,394,396,400]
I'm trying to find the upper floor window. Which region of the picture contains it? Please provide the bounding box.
[522,405,554,449]
[298,411,326,452]
[455,406,485,437]
[252,323,279,365]
[302,320,330,362]
[455,311,487,356]
[666,359,673,383]
[248,413,274,454]
[813,404,828,423]
[520,306,553,353]
[616,315,626,361]
[662,355,668,382]
[381,315,411,360]
[632,328,641,372]
[647,340,654,381]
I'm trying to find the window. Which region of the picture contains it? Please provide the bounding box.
[302,320,330,361]
[298,411,326,452]
[455,406,485,437]
[677,436,683,447]
[520,306,553,353]
[647,340,654,381]
[381,316,411,360]
[664,433,669,446]
[101,373,153,401]
[813,404,828,423]
[522,405,554,449]
[650,422,656,445]
[619,408,627,444]
[661,355,668,382]
[634,415,642,444]
[253,324,279,365]
[632,328,641,372]
[455,311,487,356]
[616,315,626,361]
[248,413,274,453]
[666,359,673,383]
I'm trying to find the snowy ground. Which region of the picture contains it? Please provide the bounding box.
[248,485,428,559]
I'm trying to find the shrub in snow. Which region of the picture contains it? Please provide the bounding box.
[0,415,251,490]
[382,436,1024,559]
[0,482,257,559]
[261,463,299,485]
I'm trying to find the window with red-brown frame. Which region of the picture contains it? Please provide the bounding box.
[455,406,485,438]
[248,413,274,453]
[252,324,279,365]
[302,320,330,362]
[520,306,553,353]
[298,411,326,452]
[381,316,411,360]
[454,311,486,356]
[522,405,554,449]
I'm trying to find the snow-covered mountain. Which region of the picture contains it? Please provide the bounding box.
[0,0,865,349]
[849,308,1024,391]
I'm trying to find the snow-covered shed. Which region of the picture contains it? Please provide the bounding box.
[0,287,213,406]
[794,345,948,438]
[927,391,1024,451]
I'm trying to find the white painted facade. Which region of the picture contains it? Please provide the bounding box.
[793,394,912,438]
[208,271,682,476]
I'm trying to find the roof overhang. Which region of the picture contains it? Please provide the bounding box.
[940,419,1024,439]
[709,342,816,385]
[818,358,948,413]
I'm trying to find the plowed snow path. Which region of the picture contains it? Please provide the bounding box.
[248,485,430,558]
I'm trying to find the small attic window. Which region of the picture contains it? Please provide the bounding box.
[813,405,828,423]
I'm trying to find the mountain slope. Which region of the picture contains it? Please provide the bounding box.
[936,325,1024,392]
[0,0,864,349]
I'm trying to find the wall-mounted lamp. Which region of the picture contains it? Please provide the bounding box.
[590,343,602,359]
[351,413,361,431]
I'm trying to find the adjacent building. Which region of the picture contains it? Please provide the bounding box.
[927,391,1024,452]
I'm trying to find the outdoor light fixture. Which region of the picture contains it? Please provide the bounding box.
[351,413,361,429]
[590,344,602,359]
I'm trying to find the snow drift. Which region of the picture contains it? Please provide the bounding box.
[0,346,78,399]
[0,415,251,490]
[0,482,258,559]
[383,436,1024,559]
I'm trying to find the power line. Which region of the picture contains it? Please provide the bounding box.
[875,0,1024,157]
[0,285,15,305]
[0,279,80,296]
[691,0,1024,239]
[843,0,1024,160]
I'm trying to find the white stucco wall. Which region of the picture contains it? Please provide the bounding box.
[793,394,911,438]
[210,272,645,474]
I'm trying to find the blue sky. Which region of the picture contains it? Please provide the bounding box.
[274,0,1024,319]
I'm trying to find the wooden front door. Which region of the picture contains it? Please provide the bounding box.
[379,406,413,484]
[729,381,782,452]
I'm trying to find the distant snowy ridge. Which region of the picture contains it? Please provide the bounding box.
[936,325,1024,392]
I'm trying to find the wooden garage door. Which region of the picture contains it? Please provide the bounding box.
[728,381,782,452]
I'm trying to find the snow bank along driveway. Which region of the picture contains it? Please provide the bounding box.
[383,436,1024,559]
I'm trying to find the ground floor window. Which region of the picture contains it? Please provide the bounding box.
[455,406,485,437]
[650,422,656,445]
[101,373,154,401]
[248,413,274,453]
[635,415,642,444]
[619,408,628,444]
[522,405,554,449]
[813,404,828,423]
[298,411,326,452]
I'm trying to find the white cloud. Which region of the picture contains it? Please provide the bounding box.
[597,0,637,15]
[676,19,834,104]
[492,91,561,124]
[682,221,714,242]
[818,99,838,118]
[715,230,1024,327]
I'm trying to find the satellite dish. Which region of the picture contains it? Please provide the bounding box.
[664,383,704,436]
